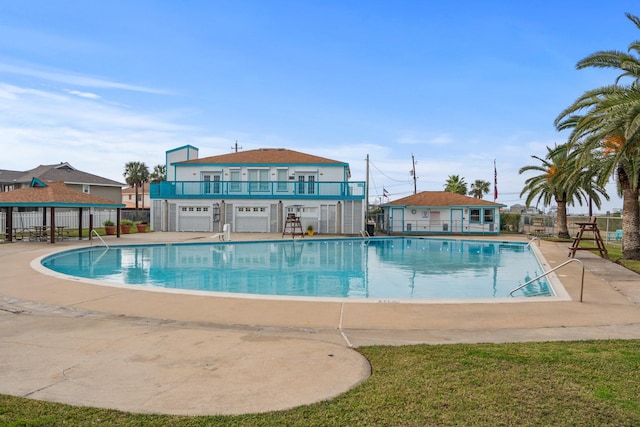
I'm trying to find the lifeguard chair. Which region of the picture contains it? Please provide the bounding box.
[568,216,607,258]
[282,213,304,239]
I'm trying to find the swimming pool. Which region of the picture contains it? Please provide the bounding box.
[40,238,555,300]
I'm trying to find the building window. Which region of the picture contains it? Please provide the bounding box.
[82,184,90,194]
[229,170,241,192]
[307,175,315,194]
[470,208,481,223]
[483,209,494,223]
[277,169,288,192]
[248,169,269,192]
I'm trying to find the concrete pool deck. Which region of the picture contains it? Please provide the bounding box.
[1,232,640,415]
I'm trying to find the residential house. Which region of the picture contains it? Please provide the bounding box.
[122,182,151,210]
[381,191,505,234]
[150,145,366,234]
[0,163,124,203]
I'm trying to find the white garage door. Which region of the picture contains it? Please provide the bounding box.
[235,206,269,232]
[178,206,211,232]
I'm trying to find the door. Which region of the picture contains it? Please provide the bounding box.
[295,173,317,195]
[451,209,463,233]
[202,172,221,194]
[390,208,404,232]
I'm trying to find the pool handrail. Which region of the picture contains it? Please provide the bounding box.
[90,229,110,249]
[527,237,540,248]
[509,258,585,301]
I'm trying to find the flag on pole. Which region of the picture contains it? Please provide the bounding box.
[493,160,498,202]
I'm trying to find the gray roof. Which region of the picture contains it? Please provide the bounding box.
[0,163,124,187]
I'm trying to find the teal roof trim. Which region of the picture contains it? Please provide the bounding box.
[166,145,198,154]
[30,177,48,188]
[173,162,349,168]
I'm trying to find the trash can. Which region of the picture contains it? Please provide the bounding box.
[366,221,375,236]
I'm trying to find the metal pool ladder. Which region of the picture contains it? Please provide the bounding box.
[90,229,110,249]
[509,258,585,302]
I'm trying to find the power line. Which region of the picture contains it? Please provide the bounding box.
[369,161,410,183]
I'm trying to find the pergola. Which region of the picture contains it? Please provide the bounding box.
[0,179,125,244]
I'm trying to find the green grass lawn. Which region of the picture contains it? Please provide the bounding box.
[2,340,640,426]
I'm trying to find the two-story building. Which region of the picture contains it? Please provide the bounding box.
[150,145,366,234]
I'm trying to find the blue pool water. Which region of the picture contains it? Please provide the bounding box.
[41,238,552,300]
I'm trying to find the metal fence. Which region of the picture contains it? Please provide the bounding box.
[0,209,124,234]
[520,215,623,243]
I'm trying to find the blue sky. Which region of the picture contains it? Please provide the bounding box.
[0,1,637,213]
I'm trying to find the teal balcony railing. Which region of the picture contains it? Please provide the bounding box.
[150,181,366,200]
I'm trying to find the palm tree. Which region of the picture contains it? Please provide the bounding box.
[554,13,640,258]
[123,161,150,211]
[443,175,467,195]
[469,179,491,199]
[149,164,166,183]
[587,134,640,259]
[519,144,608,239]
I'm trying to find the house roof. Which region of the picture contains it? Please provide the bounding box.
[177,148,348,167]
[383,191,505,208]
[0,180,125,208]
[0,163,124,187]
[122,182,150,194]
[0,169,24,182]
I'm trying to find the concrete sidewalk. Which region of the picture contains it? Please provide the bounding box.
[0,298,369,415]
[1,232,639,415]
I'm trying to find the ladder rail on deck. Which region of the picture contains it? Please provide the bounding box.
[509,258,585,301]
[90,229,110,249]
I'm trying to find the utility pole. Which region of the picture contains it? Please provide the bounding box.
[231,140,242,153]
[365,154,370,222]
[410,154,417,194]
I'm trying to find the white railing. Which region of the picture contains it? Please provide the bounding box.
[90,229,110,249]
[393,220,496,234]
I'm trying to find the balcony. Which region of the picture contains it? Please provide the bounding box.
[150,181,366,200]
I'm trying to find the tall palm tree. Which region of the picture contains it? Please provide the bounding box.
[149,164,166,183]
[585,134,640,259]
[469,179,491,199]
[519,144,608,239]
[554,13,640,258]
[443,175,467,195]
[123,161,150,211]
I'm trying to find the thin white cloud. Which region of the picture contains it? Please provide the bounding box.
[0,62,169,95]
[0,82,193,181]
[0,82,67,101]
[67,90,101,99]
